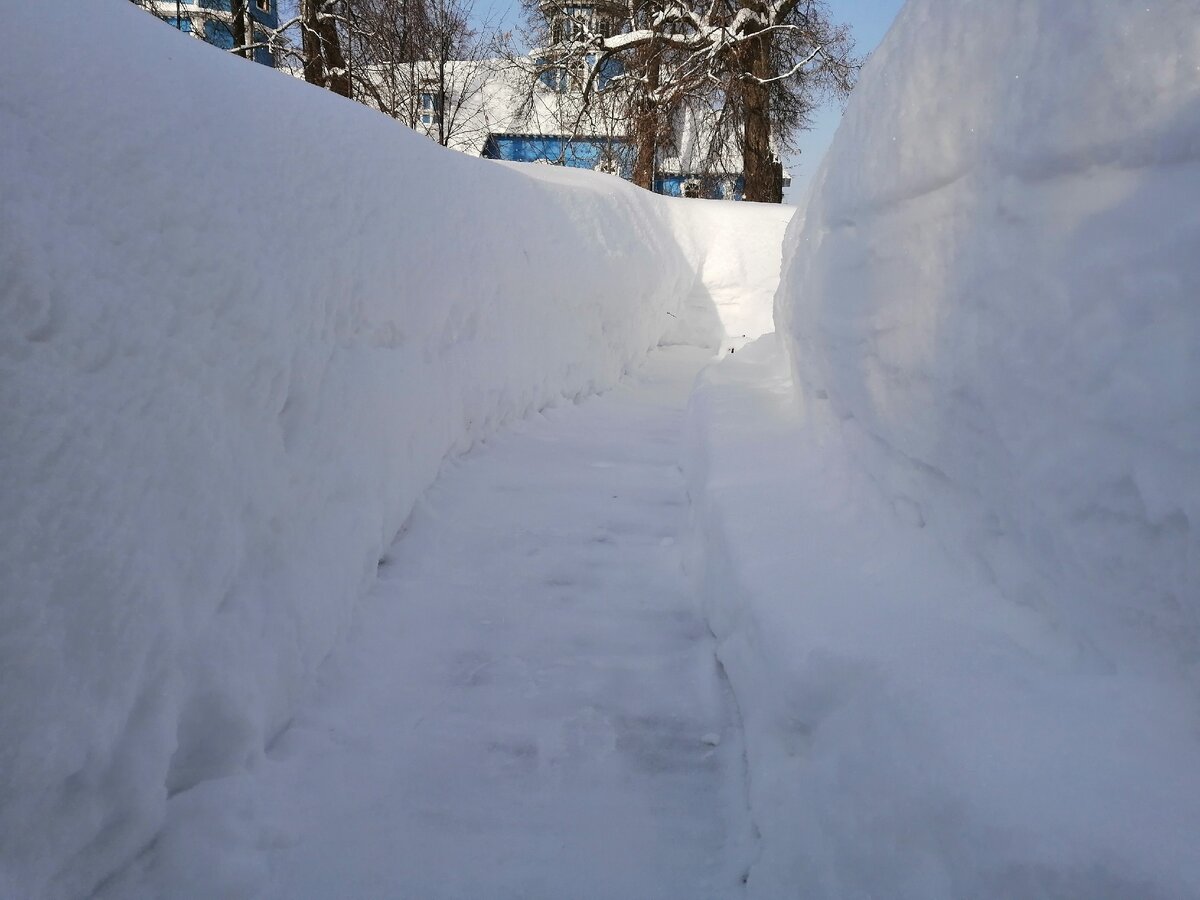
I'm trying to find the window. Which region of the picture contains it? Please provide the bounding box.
[256,0,271,11]
[584,54,622,91]
[419,91,442,127]
[596,55,622,90]
[562,5,588,40]
[551,5,595,44]
[536,61,570,93]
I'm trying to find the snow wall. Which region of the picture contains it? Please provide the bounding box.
[0,2,787,897]
[693,0,1200,895]
[778,0,1200,669]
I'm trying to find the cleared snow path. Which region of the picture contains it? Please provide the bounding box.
[244,346,748,899]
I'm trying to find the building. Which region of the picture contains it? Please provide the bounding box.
[377,55,776,201]
[363,0,783,200]
[134,0,279,67]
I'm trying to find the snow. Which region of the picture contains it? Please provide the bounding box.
[684,0,1200,896]
[777,0,1200,665]
[666,199,794,351]
[0,2,786,896]
[99,346,753,899]
[8,0,1196,895]
[688,338,1200,898]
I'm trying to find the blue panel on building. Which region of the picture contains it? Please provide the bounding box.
[657,174,739,200]
[654,174,745,201]
[251,27,273,65]
[482,135,633,180]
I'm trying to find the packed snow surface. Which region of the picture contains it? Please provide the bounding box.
[0,1,787,896]
[100,346,752,899]
[687,0,1200,896]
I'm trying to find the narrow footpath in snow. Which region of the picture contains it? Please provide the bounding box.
[221,346,751,899]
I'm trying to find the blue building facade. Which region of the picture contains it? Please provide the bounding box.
[481,134,634,180]
[654,174,746,201]
[481,132,748,201]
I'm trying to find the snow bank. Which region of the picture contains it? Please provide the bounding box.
[689,338,1200,898]
[0,2,774,896]
[686,0,1200,896]
[665,200,794,350]
[778,0,1200,669]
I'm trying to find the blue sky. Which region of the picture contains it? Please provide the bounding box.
[472,0,905,203]
[785,0,904,201]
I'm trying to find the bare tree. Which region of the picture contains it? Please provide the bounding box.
[265,0,499,150]
[418,0,496,145]
[721,0,854,200]
[344,0,432,120]
[230,0,249,59]
[492,5,638,176]
[524,0,856,200]
[332,0,494,150]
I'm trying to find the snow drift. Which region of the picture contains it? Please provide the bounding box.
[686,0,1200,897]
[666,199,795,350]
[0,2,785,897]
[778,0,1200,670]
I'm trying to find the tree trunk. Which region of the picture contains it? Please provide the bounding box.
[630,44,660,190]
[301,0,352,98]
[301,0,327,86]
[231,0,249,58]
[740,33,782,203]
[320,2,352,98]
[631,102,656,190]
[437,53,447,145]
